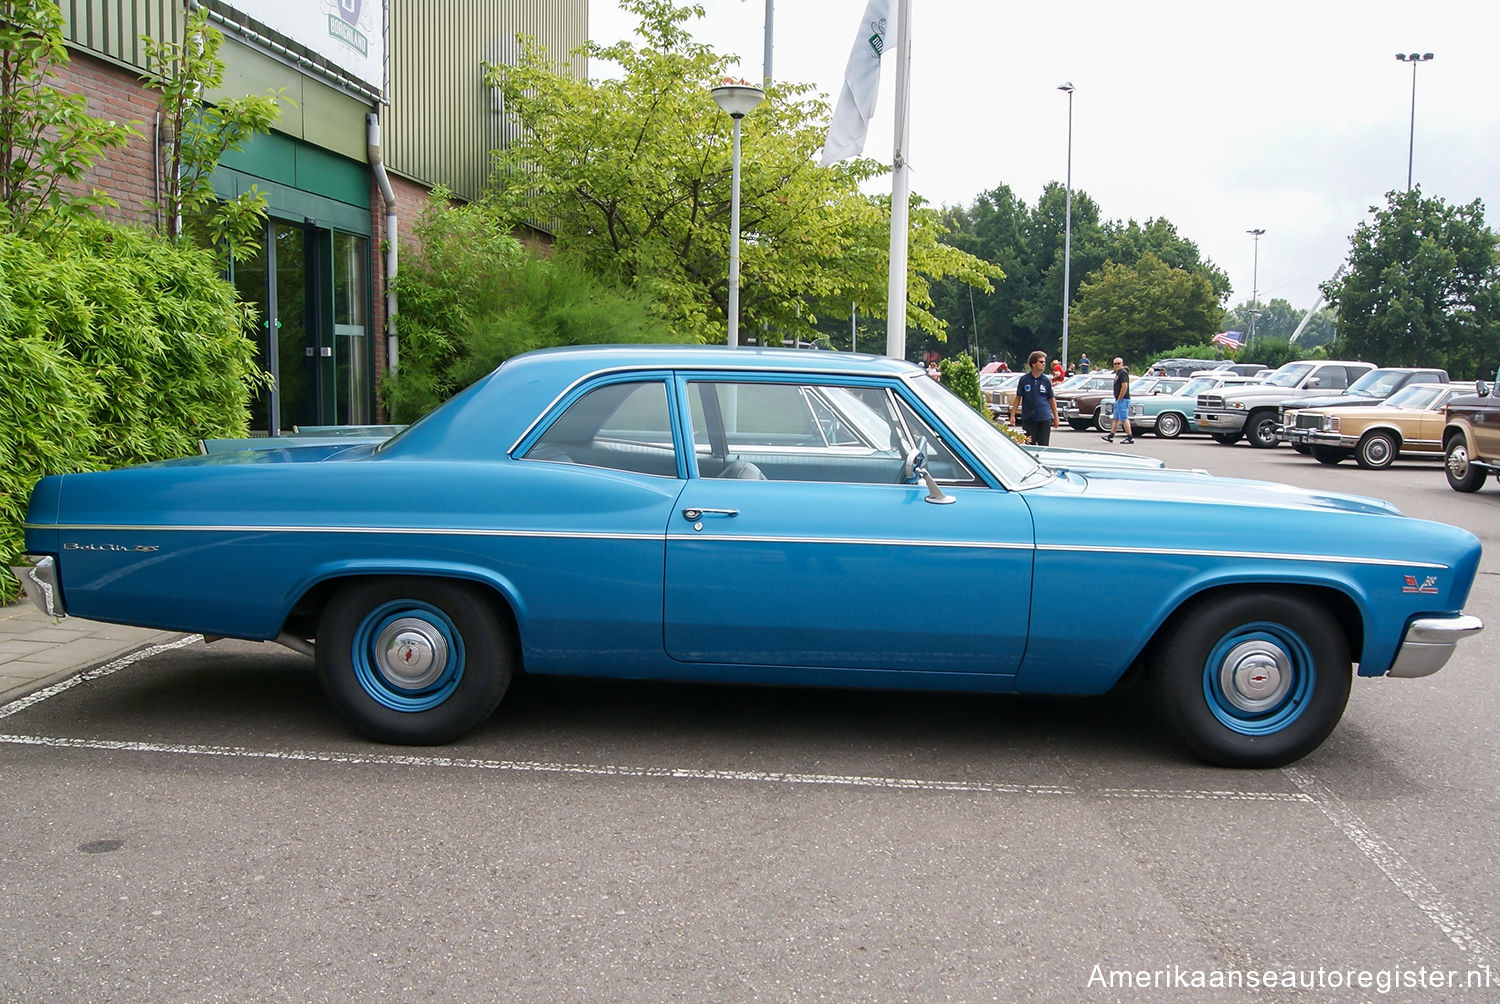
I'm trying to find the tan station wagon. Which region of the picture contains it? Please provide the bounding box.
[1287,384,1457,469]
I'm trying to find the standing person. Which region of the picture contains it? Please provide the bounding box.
[1078,353,1091,374]
[1102,356,1135,444]
[1051,359,1065,383]
[1011,350,1059,446]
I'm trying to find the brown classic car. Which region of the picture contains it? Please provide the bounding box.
[1289,383,1457,469]
[1444,379,1500,491]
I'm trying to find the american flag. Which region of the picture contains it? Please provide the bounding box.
[1211,330,1244,349]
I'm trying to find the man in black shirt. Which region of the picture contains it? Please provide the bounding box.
[1010,350,1059,446]
[1102,356,1135,444]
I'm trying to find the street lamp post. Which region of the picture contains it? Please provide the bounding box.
[1246,228,1265,341]
[711,83,765,348]
[1058,82,1075,371]
[1395,52,1434,191]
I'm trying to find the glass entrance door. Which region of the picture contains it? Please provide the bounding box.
[233,220,371,434]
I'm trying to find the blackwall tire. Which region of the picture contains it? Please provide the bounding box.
[1150,592,1351,768]
[316,578,514,744]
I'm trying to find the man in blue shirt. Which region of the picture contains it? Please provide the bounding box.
[1010,350,1059,446]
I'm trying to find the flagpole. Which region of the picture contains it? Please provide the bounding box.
[884,0,911,360]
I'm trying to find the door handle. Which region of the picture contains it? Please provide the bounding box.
[682,507,738,521]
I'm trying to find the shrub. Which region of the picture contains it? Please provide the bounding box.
[1,218,264,602]
[382,195,687,422]
[938,353,986,416]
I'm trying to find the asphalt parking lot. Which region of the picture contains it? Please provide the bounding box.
[2,432,1496,1001]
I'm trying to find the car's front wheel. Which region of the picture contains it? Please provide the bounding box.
[1445,436,1487,492]
[1247,411,1280,449]
[1095,407,1114,432]
[1355,431,1398,470]
[317,578,514,744]
[1155,412,1184,439]
[1150,592,1351,768]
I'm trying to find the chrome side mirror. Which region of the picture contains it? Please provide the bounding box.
[904,449,955,505]
[1477,380,1491,397]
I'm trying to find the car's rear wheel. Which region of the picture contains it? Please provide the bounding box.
[1247,411,1280,449]
[1211,432,1240,445]
[1445,436,1487,492]
[317,578,513,744]
[1311,445,1350,466]
[1150,592,1351,768]
[1355,431,1398,470]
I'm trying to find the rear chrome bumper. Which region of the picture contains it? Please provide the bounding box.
[1387,615,1484,678]
[10,555,65,618]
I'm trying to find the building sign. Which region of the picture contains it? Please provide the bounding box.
[224,0,385,94]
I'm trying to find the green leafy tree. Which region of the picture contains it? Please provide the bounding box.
[1322,188,1500,379]
[382,194,680,421]
[141,7,282,261]
[0,0,136,235]
[1067,253,1224,363]
[483,0,997,347]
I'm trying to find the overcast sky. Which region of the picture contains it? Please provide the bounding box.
[586,0,1500,320]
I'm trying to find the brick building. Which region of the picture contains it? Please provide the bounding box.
[57,0,586,432]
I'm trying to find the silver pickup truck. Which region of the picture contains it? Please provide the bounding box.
[1194,360,1376,448]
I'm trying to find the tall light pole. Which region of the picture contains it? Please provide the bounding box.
[1395,52,1434,191]
[1058,82,1075,371]
[711,82,764,347]
[1246,228,1265,342]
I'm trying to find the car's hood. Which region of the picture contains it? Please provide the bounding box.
[1210,386,1308,402]
[1026,445,1167,471]
[1297,403,1430,422]
[1282,393,1384,411]
[1042,466,1403,517]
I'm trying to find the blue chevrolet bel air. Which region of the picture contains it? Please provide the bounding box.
[12,346,1484,767]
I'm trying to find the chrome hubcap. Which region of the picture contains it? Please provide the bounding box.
[1218,640,1292,713]
[1448,446,1469,477]
[375,617,449,690]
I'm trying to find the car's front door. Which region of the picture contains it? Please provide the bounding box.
[663,377,1033,679]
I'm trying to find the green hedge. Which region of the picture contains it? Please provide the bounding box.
[1,219,264,603]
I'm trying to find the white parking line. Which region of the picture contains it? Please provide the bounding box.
[0,730,1308,802]
[1284,765,1496,968]
[3,637,1492,966]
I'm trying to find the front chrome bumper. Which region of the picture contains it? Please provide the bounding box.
[1387,615,1484,678]
[10,555,65,618]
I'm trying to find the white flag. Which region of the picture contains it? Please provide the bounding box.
[820,0,892,166]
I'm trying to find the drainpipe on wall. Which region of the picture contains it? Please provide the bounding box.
[366,112,399,372]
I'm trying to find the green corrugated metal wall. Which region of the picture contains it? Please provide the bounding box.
[386,0,587,201]
[61,0,183,70]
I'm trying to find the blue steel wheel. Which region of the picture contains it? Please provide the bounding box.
[317,578,513,744]
[1151,592,1350,768]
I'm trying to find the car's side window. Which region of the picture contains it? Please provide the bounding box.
[684,380,974,485]
[1317,367,1350,391]
[522,380,678,477]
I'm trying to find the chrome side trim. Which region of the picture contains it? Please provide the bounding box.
[10,556,65,618]
[1036,543,1448,570]
[1387,615,1484,678]
[21,522,1453,569]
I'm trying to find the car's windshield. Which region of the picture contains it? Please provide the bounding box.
[1264,363,1313,388]
[1177,377,1219,398]
[1383,384,1447,410]
[904,374,1048,486]
[1346,369,1409,397]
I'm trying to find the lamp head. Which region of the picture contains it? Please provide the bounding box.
[711,83,765,119]
[1057,81,1075,93]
